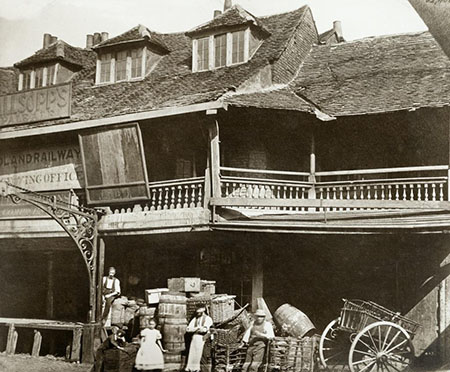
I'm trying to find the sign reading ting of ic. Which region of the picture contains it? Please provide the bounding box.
[0,83,71,127]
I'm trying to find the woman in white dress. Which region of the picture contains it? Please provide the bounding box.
[135,319,166,371]
[185,307,213,372]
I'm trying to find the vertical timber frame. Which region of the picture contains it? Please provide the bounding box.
[0,181,100,324]
[206,109,221,221]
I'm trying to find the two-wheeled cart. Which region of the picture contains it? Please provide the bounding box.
[319,299,420,372]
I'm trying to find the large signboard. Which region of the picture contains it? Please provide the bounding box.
[0,143,83,192]
[0,83,71,127]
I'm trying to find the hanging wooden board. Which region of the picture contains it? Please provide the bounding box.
[79,123,150,205]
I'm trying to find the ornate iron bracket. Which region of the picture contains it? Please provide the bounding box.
[0,181,102,322]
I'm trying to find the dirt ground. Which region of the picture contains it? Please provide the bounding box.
[0,353,92,372]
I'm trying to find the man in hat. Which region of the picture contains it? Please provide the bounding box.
[241,309,275,372]
[185,306,213,372]
[102,266,121,323]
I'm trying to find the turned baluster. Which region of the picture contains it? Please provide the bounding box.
[176,186,182,209]
[402,184,407,200]
[381,185,385,201]
[424,184,429,201]
[150,189,157,211]
[395,184,399,201]
[170,187,175,209]
[197,184,203,207]
[388,185,392,201]
[225,182,230,197]
[157,188,163,210]
[417,184,422,201]
[409,184,414,200]
[190,185,196,208]
[439,183,444,201]
[432,183,436,201]
[232,183,237,197]
[163,187,169,209]
[184,185,189,208]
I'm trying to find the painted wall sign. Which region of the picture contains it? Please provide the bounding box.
[0,83,71,127]
[0,143,83,191]
[0,164,82,192]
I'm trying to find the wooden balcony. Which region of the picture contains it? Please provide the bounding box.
[211,165,450,233]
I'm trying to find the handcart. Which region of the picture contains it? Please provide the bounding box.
[318,299,420,372]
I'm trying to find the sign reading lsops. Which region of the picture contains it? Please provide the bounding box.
[0,83,71,127]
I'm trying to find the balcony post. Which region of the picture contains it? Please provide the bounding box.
[308,132,316,200]
[207,111,221,199]
[448,109,450,201]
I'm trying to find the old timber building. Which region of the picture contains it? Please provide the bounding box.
[1,1,450,367]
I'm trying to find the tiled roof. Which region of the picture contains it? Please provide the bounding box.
[224,88,314,112]
[292,31,450,116]
[93,25,169,52]
[14,40,95,69]
[186,5,269,36]
[0,67,19,95]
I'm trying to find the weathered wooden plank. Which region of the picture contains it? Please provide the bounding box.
[221,166,310,177]
[209,119,221,198]
[31,330,42,357]
[211,197,450,210]
[81,324,95,364]
[6,324,18,355]
[70,328,83,362]
[316,165,448,177]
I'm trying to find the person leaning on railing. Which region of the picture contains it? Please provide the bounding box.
[240,309,275,372]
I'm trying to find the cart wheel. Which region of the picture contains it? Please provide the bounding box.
[349,321,414,372]
[319,319,350,370]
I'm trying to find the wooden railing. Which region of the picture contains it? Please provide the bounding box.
[147,177,205,210]
[218,165,449,212]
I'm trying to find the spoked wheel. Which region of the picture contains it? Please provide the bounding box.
[319,319,351,371]
[349,321,414,372]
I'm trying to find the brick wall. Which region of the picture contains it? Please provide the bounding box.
[272,8,318,84]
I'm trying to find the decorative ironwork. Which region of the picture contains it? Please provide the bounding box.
[0,181,100,278]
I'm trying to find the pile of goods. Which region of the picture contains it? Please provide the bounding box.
[107,277,318,372]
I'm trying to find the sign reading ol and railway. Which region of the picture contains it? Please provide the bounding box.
[0,83,71,127]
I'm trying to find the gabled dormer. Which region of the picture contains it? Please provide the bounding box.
[92,25,169,85]
[14,33,92,91]
[185,2,270,72]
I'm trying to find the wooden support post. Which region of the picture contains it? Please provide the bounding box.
[308,132,316,200]
[439,250,450,365]
[82,324,95,364]
[448,110,450,201]
[207,114,221,200]
[46,252,55,319]
[96,238,105,323]
[251,246,264,312]
[70,328,83,362]
[31,330,42,357]
[6,324,17,355]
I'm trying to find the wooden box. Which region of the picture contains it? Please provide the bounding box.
[168,277,201,293]
[145,288,169,304]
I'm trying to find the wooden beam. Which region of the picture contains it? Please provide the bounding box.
[70,328,83,362]
[211,197,450,210]
[31,330,42,357]
[0,101,227,140]
[251,246,264,311]
[96,238,105,323]
[6,324,18,355]
[208,118,221,199]
[46,252,54,320]
[81,324,95,364]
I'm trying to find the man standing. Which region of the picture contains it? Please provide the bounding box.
[185,306,213,372]
[102,266,121,323]
[241,309,275,372]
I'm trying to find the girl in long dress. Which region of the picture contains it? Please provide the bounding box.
[135,319,166,371]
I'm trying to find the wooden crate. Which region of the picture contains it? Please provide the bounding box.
[269,336,316,372]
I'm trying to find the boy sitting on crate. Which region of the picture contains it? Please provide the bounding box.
[240,309,275,372]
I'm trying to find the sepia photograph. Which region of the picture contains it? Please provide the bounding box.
[0,0,450,371]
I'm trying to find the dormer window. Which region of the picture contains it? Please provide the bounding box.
[18,64,58,91]
[193,29,251,72]
[96,48,145,84]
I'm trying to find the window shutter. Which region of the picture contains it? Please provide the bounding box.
[79,123,150,204]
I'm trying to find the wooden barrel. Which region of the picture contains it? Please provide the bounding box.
[164,351,182,364]
[163,317,187,351]
[273,304,315,338]
[159,292,187,318]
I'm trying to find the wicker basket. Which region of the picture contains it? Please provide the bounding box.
[187,295,236,323]
[269,336,316,372]
[214,325,243,345]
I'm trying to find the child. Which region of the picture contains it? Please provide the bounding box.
[135,319,166,371]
